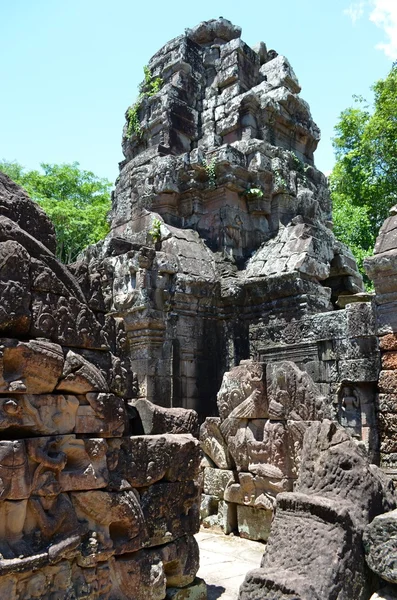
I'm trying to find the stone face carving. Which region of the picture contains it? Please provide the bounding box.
[0,171,202,598]
[239,421,395,600]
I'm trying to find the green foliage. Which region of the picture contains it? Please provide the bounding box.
[149,218,162,243]
[202,158,217,189]
[126,104,142,139]
[140,66,163,97]
[0,160,111,264]
[244,187,264,199]
[290,151,305,175]
[126,65,163,140]
[274,171,288,191]
[330,63,397,288]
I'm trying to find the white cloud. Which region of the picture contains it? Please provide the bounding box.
[369,0,397,59]
[344,1,366,24]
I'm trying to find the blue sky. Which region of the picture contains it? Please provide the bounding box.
[0,0,395,183]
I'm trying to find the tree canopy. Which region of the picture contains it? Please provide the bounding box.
[0,161,112,263]
[330,64,397,284]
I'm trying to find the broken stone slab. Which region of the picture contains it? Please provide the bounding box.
[217,361,266,421]
[259,55,301,94]
[364,509,397,584]
[266,360,328,421]
[131,398,199,436]
[296,421,395,531]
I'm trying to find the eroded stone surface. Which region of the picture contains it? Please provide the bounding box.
[239,421,395,600]
[0,171,201,598]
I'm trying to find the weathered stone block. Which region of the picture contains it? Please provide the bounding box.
[131,398,199,436]
[110,434,201,488]
[200,417,234,469]
[379,371,397,394]
[140,481,200,546]
[364,509,397,584]
[237,504,272,542]
[203,467,235,499]
[380,334,397,352]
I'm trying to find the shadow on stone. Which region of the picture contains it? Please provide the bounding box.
[207,584,226,600]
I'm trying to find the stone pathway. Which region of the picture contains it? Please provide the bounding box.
[195,529,265,600]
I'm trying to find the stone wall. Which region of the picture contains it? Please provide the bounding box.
[0,172,202,599]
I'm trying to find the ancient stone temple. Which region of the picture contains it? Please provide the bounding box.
[82,17,368,426]
[3,15,397,600]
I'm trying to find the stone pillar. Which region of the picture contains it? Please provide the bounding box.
[365,205,397,479]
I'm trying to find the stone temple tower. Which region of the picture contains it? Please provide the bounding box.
[82,18,366,422]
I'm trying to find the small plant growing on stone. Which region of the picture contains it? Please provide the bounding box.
[274,171,288,191]
[202,158,217,189]
[126,66,163,140]
[290,152,305,175]
[149,218,162,243]
[140,65,163,97]
[127,103,142,139]
[244,187,264,199]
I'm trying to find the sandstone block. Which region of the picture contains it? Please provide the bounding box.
[364,509,397,583]
[380,334,397,352]
[200,417,234,469]
[56,350,108,394]
[131,398,199,436]
[75,393,126,437]
[203,467,235,499]
[140,481,200,546]
[0,339,63,394]
[237,504,272,542]
[73,490,148,555]
[112,550,166,600]
[379,371,397,394]
[382,352,397,370]
[110,434,201,488]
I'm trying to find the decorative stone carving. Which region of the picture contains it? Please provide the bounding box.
[0,170,201,598]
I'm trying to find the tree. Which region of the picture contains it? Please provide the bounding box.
[0,161,112,263]
[330,63,397,284]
